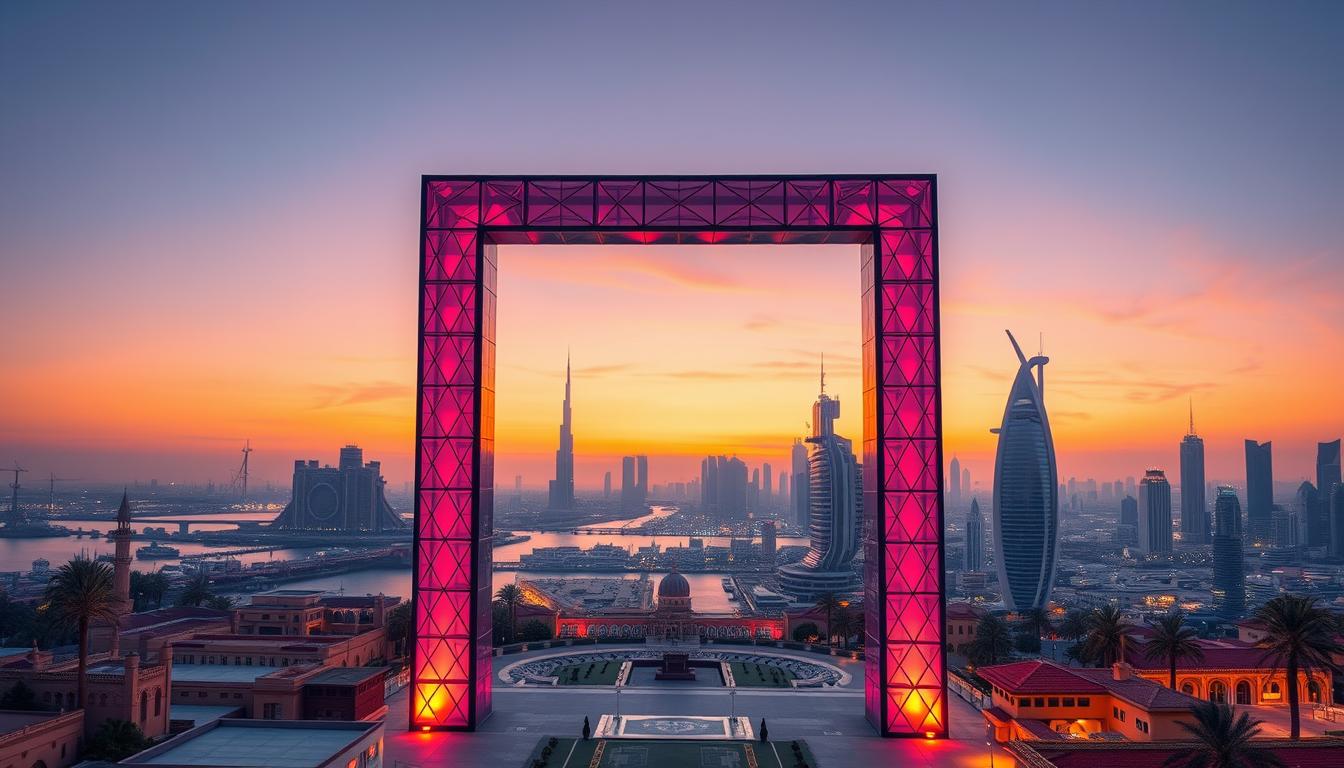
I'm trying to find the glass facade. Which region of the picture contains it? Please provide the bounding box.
[416,175,943,736]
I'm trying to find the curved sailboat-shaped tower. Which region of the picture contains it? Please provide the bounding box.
[991,331,1059,611]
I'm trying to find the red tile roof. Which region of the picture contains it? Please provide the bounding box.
[1020,739,1344,768]
[945,602,986,620]
[1124,638,1269,671]
[979,660,1201,711]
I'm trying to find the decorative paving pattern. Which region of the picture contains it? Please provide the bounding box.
[499,649,846,688]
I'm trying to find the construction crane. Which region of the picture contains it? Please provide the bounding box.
[6,463,28,526]
[47,473,80,520]
[230,440,253,503]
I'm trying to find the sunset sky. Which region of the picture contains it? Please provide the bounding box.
[2,2,1341,492]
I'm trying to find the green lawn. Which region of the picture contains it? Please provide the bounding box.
[554,660,621,686]
[525,737,820,768]
[729,661,796,688]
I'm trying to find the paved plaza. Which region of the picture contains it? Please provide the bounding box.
[384,645,997,768]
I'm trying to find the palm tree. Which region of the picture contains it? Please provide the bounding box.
[831,607,858,650]
[1163,701,1284,768]
[1058,609,1089,641]
[814,592,841,647]
[1080,605,1132,667]
[1144,611,1205,689]
[177,572,213,607]
[1253,594,1344,740]
[142,571,168,608]
[967,614,1013,667]
[43,558,118,710]
[495,583,524,643]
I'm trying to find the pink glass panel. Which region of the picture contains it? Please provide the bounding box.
[715,180,784,226]
[482,181,524,226]
[786,180,831,226]
[425,181,480,229]
[596,180,643,226]
[834,180,874,225]
[527,180,595,226]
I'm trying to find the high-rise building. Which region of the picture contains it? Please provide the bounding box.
[719,457,748,520]
[1211,486,1245,618]
[1330,483,1344,560]
[762,463,773,507]
[1179,402,1208,544]
[962,467,971,499]
[965,498,984,572]
[1271,504,1298,548]
[636,455,649,507]
[1296,481,1321,547]
[750,468,760,512]
[949,456,962,508]
[548,355,576,511]
[760,519,777,563]
[1313,440,1341,547]
[791,438,809,527]
[603,471,612,498]
[1138,469,1173,555]
[621,456,637,511]
[1125,476,1137,498]
[991,331,1059,611]
[778,472,788,501]
[1118,495,1138,546]
[1244,440,1273,543]
[779,360,862,600]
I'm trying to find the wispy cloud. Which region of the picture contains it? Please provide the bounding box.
[307,381,411,410]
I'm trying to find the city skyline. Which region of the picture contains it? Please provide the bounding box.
[3,6,1342,488]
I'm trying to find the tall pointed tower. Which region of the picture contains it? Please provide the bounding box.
[548,352,576,511]
[111,491,133,616]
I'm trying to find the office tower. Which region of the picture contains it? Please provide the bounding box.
[1271,504,1298,548]
[719,456,748,520]
[1126,476,1137,498]
[1297,482,1321,547]
[513,475,523,506]
[548,355,576,511]
[1313,440,1341,547]
[274,446,407,532]
[1119,495,1138,546]
[1138,469,1173,555]
[779,361,862,600]
[750,468,760,512]
[1212,486,1245,618]
[636,455,649,507]
[962,467,971,498]
[1244,440,1273,543]
[778,472,788,501]
[949,456,962,508]
[991,331,1059,611]
[762,463,773,506]
[965,498,984,572]
[791,438,809,527]
[1179,403,1209,544]
[760,519,777,563]
[603,471,612,498]
[621,456,637,511]
[1331,484,1344,559]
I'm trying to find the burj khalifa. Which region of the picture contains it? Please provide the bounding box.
[548,353,576,511]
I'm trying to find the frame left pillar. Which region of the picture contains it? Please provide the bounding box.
[414,179,496,729]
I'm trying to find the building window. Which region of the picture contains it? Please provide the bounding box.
[1048,698,1059,707]
[263,703,280,719]
[1078,698,1089,706]
[1063,698,1075,707]
[1209,681,1227,703]
[1033,697,1044,708]
[1236,681,1252,705]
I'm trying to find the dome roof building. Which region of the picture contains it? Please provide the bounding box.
[656,570,692,613]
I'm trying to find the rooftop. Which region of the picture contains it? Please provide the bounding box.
[979,660,1201,711]
[306,666,386,686]
[169,664,293,683]
[122,719,379,767]
[0,709,75,732]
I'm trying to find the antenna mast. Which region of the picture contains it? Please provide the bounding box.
[231,440,253,503]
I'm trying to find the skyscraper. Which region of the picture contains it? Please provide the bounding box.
[548,355,575,511]
[1211,486,1245,618]
[1314,440,1341,547]
[991,331,1058,611]
[1119,495,1138,545]
[965,498,983,572]
[636,455,649,507]
[1244,440,1273,543]
[603,471,612,498]
[1138,469,1173,555]
[760,519,777,563]
[779,360,862,600]
[762,463,773,507]
[1179,402,1208,544]
[949,456,962,508]
[791,438,809,527]
[778,472,787,501]
[962,467,971,499]
[621,456,637,511]
[1296,481,1320,547]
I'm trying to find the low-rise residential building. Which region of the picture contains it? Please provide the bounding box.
[0,648,171,740]
[0,709,83,768]
[979,659,1203,742]
[945,602,985,653]
[1122,635,1333,706]
[118,718,384,768]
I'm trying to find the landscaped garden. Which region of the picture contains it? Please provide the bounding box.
[554,660,622,685]
[523,737,819,768]
[729,660,796,688]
